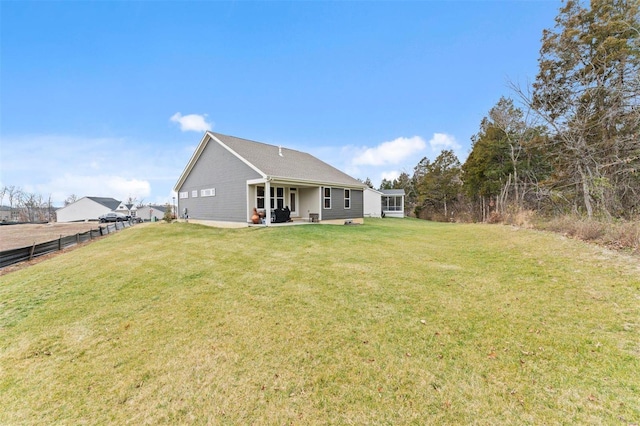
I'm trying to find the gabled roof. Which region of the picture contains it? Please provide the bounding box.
[175,132,366,190]
[381,189,405,196]
[86,197,121,210]
[143,205,167,212]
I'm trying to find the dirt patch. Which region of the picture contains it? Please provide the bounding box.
[0,222,104,251]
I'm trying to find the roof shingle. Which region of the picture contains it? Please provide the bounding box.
[211,132,364,187]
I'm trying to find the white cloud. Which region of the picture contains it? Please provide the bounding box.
[44,174,151,204]
[428,133,461,153]
[352,136,427,166]
[170,112,212,132]
[0,134,191,206]
[380,170,400,182]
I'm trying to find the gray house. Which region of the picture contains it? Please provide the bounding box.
[174,132,367,227]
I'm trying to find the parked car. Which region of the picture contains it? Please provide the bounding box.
[98,212,128,223]
[131,216,143,223]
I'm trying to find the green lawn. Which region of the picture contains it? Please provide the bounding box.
[1,218,638,424]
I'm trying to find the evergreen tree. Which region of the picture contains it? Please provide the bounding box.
[529,0,640,218]
[415,150,462,219]
[361,177,375,189]
[462,97,550,219]
[379,179,393,191]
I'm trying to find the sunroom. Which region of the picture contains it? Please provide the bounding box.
[381,189,405,218]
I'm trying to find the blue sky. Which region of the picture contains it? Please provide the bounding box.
[1,0,562,206]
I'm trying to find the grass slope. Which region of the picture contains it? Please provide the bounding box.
[1,219,639,424]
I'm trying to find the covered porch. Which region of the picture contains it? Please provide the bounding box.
[246,178,322,226]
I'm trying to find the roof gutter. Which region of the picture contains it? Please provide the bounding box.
[267,176,366,189]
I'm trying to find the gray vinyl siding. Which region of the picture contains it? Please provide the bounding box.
[321,187,363,220]
[177,140,261,222]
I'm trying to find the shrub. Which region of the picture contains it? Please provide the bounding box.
[486,211,503,224]
[603,221,640,252]
[575,220,606,241]
[163,204,174,223]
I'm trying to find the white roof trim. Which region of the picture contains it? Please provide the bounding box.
[268,176,366,189]
[209,133,266,178]
[365,187,384,195]
[174,131,267,191]
[174,132,211,191]
[174,131,367,192]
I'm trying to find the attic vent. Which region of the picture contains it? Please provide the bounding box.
[278,146,283,157]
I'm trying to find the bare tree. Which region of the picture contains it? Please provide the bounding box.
[6,186,23,220]
[65,194,78,206]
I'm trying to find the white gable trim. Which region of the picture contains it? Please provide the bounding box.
[174,131,267,192]
[209,133,266,178]
[174,132,211,192]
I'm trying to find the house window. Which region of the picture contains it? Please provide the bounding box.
[382,196,403,211]
[179,192,188,199]
[256,186,265,209]
[201,188,216,197]
[323,187,331,209]
[192,190,198,198]
[344,189,351,209]
[289,188,297,212]
[270,187,284,209]
[276,187,284,209]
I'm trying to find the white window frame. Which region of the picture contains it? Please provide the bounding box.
[191,190,198,198]
[344,188,351,209]
[179,192,188,199]
[289,188,297,215]
[201,188,216,197]
[323,187,331,209]
[382,195,403,211]
[256,186,265,209]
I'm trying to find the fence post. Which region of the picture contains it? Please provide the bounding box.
[29,242,36,260]
[59,235,62,251]
[76,233,80,244]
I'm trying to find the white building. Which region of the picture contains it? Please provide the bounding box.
[56,197,121,222]
[381,189,405,218]
[363,188,383,218]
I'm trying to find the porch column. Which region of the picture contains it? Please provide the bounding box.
[265,180,271,226]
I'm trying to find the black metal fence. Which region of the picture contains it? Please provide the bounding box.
[0,221,134,269]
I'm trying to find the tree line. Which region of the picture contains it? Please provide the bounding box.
[0,185,57,222]
[370,0,639,222]
[3,2,637,225]
[0,186,147,223]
